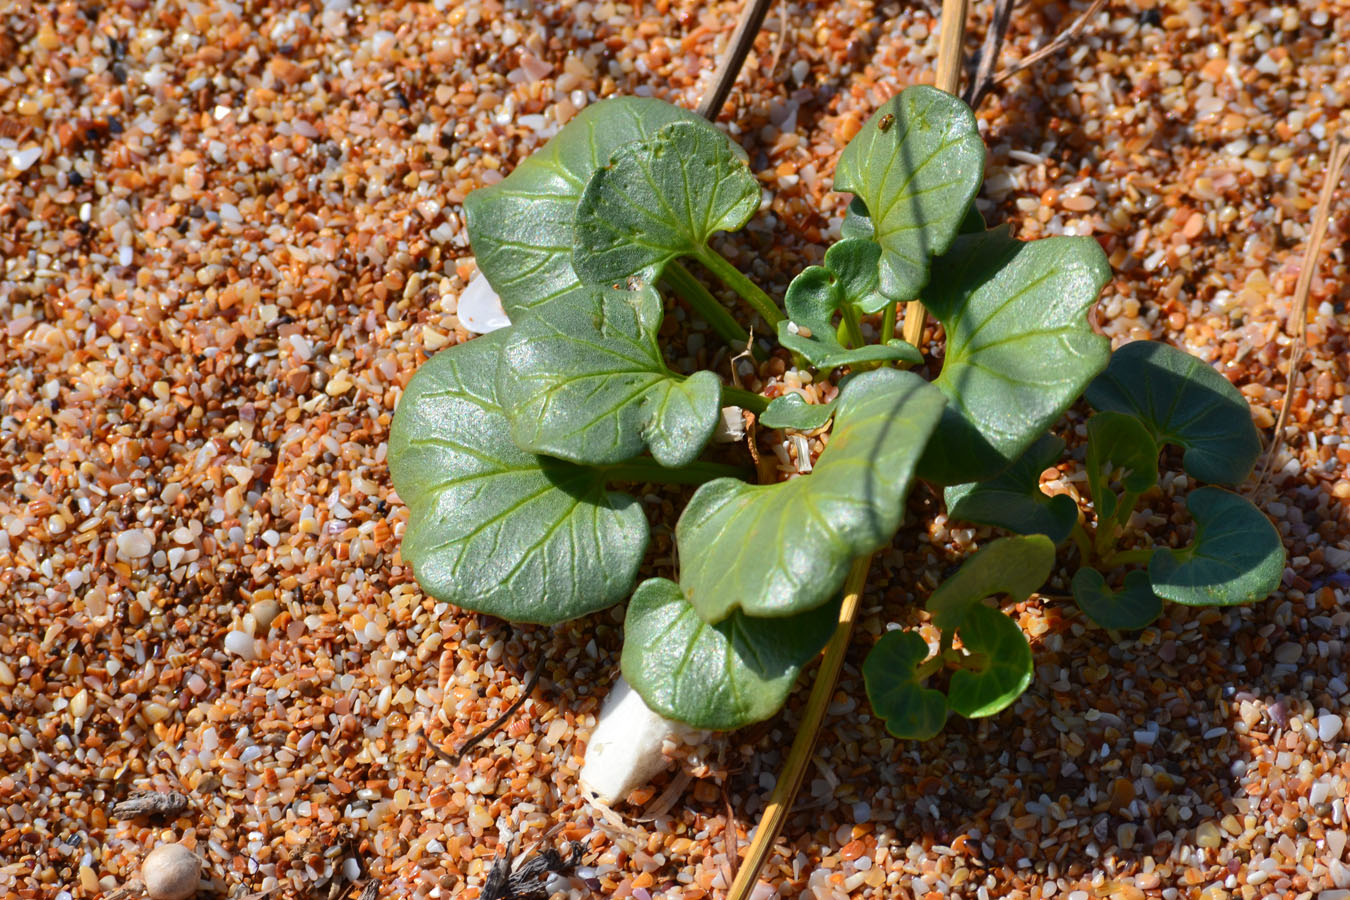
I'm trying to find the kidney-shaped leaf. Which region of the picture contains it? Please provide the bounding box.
[622,578,837,730]
[388,331,648,623]
[1086,410,1159,527]
[499,283,721,467]
[760,393,836,432]
[678,368,946,622]
[927,534,1056,634]
[946,604,1034,718]
[777,239,921,369]
[465,97,707,319]
[863,629,948,741]
[1084,340,1262,486]
[573,121,759,285]
[834,85,986,302]
[918,227,1111,485]
[944,434,1078,543]
[1148,486,1285,606]
[1072,568,1162,631]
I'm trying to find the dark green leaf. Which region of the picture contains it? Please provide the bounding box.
[572,121,759,285]
[927,534,1056,633]
[1148,486,1285,606]
[945,604,1034,718]
[1086,410,1158,530]
[677,369,946,621]
[465,97,707,319]
[388,331,648,623]
[499,283,721,467]
[917,226,1112,485]
[863,630,948,741]
[622,578,837,730]
[943,434,1078,543]
[1084,340,1262,486]
[776,239,921,369]
[760,393,836,431]
[839,196,874,241]
[1072,568,1162,631]
[833,86,986,301]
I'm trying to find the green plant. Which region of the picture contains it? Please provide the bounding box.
[388,85,1283,739]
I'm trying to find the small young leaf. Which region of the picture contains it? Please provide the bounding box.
[777,239,922,369]
[945,604,1034,719]
[1072,568,1163,631]
[1148,487,1285,606]
[1086,410,1159,533]
[760,393,836,432]
[677,368,947,622]
[918,227,1112,485]
[465,97,707,319]
[834,86,986,301]
[388,331,648,623]
[573,121,759,285]
[1084,340,1262,486]
[622,578,837,730]
[863,630,948,741]
[499,283,721,467]
[839,196,874,241]
[944,434,1078,543]
[927,534,1056,634]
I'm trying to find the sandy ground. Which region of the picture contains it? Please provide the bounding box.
[2,0,1350,898]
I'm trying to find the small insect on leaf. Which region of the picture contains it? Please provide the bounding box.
[878,113,895,132]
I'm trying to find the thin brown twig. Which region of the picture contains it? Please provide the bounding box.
[964,0,1020,109]
[991,0,1109,89]
[1255,133,1350,489]
[423,658,544,765]
[698,0,777,120]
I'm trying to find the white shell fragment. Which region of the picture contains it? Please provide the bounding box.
[713,406,746,443]
[579,676,696,805]
[457,273,512,334]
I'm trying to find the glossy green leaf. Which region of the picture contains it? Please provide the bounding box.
[946,604,1034,718]
[1148,487,1285,606]
[839,196,875,241]
[927,534,1056,634]
[760,393,836,432]
[388,331,648,623]
[918,226,1112,485]
[622,578,837,730]
[1084,340,1261,486]
[572,121,759,285]
[465,98,706,319]
[777,239,922,369]
[498,283,721,467]
[833,86,986,301]
[863,630,948,741]
[943,434,1077,543]
[1072,568,1162,631]
[1086,410,1158,531]
[677,369,947,622]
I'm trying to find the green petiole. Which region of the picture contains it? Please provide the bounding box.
[601,457,752,486]
[662,261,752,349]
[721,385,769,414]
[879,298,897,345]
[1101,547,1154,567]
[696,247,785,327]
[840,303,866,350]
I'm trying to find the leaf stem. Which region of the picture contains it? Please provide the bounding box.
[721,385,769,414]
[726,554,870,900]
[602,457,751,486]
[696,247,785,327]
[840,303,866,350]
[880,299,897,345]
[662,262,752,348]
[1101,547,1155,567]
[1071,520,1094,566]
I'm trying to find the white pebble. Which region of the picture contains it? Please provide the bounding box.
[1320,715,1344,742]
[223,630,257,660]
[10,147,42,171]
[1328,830,1347,859]
[456,274,512,334]
[142,843,201,900]
[116,529,153,559]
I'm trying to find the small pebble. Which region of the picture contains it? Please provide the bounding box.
[1319,714,1343,742]
[223,630,257,660]
[142,843,201,900]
